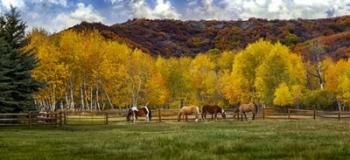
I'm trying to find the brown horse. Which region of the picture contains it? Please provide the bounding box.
[178,105,200,122]
[201,104,226,120]
[233,103,259,121]
[127,106,152,122]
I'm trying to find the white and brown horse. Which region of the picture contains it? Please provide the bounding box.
[178,105,200,122]
[201,104,226,120]
[127,106,152,122]
[233,102,259,121]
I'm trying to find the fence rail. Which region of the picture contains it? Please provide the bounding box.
[1,108,349,127]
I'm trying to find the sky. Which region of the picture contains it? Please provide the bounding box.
[0,0,350,33]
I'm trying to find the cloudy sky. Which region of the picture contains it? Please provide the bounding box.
[1,0,350,33]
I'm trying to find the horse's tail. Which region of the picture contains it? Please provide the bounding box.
[254,103,258,114]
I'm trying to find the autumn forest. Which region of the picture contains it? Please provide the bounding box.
[28,28,350,111]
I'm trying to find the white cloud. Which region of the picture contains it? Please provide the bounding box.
[184,0,350,20]
[32,0,68,7]
[2,0,350,33]
[107,0,123,4]
[51,3,104,31]
[1,0,25,9]
[0,0,67,10]
[130,0,180,19]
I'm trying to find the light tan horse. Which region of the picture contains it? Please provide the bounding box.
[235,102,259,121]
[178,105,200,122]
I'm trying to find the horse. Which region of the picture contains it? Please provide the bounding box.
[178,105,200,122]
[126,105,152,123]
[201,104,226,120]
[234,102,259,121]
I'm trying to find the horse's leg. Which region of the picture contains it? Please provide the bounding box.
[215,113,218,121]
[252,112,255,120]
[178,113,182,122]
[133,112,136,123]
[185,114,188,121]
[145,112,149,122]
[244,113,248,121]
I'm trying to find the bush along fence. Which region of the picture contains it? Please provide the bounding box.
[1,107,350,127]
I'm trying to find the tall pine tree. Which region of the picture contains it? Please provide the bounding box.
[0,7,44,112]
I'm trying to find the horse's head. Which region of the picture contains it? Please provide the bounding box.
[252,102,260,113]
[232,106,240,113]
[126,109,133,121]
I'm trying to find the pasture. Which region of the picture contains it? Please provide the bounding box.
[1,120,350,160]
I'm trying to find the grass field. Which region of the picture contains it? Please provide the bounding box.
[1,120,350,160]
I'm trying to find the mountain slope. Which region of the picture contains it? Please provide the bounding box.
[68,16,350,59]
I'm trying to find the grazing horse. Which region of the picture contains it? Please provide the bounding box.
[234,102,259,121]
[178,105,200,122]
[201,104,226,120]
[126,106,152,123]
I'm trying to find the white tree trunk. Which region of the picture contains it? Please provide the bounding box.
[69,79,75,110]
[96,83,100,111]
[80,83,85,111]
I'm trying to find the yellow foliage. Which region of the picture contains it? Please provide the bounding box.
[273,83,293,106]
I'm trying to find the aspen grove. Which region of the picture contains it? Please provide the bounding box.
[27,29,350,111]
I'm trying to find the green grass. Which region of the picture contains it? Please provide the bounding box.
[1,120,350,160]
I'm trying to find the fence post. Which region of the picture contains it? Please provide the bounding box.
[105,112,109,125]
[28,112,32,128]
[63,111,67,125]
[338,111,341,121]
[158,108,161,122]
[55,113,58,127]
[59,112,63,126]
[313,106,316,120]
[262,107,265,120]
[288,109,290,119]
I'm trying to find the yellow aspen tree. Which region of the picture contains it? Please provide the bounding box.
[228,39,273,102]
[190,53,217,104]
[273,82,293,107]
[337,60,350,106]
[255,42,306,105]
[26,29,69,111]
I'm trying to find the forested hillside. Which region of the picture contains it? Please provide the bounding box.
[70,16,350,60]
[28,30,350,111]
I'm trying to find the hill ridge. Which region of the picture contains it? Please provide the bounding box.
[67,16,350,59]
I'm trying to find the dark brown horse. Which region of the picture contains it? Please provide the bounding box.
[127,106,152,122]
[233,102,259,121]
[201,104,226,120]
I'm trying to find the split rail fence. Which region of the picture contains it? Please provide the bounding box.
[1,107,349,127]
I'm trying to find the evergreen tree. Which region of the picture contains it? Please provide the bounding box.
[0,7,43,112]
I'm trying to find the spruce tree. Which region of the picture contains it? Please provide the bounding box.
[0,7,44,113]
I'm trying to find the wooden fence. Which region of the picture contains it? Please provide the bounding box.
[261,107,350,120]
[0,112,63,127]
[1,108,349,127]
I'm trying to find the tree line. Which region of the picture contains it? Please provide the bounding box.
[27,30,350,111]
